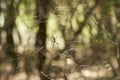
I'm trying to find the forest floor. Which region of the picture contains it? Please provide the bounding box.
[0,45,120,80]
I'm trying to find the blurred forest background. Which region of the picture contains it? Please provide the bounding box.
[0,0,120,80]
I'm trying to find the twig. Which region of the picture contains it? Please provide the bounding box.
[108,39,117,45]
[32,46,44,55]
[116,41,120,60]
[40,71,55,80]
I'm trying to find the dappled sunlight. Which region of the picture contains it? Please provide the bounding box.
[110,57,119,70]
[9,72,27,80]
[66,58,76,66]
[51,60,66,68]
[1,63,12,72]
[65,64,113,80]
[13,29,20,45]
[17,45,25,54]
[71,15,79,32]
[81,65,113,79]
[29,74,40,80]
[0,0,120,80]
[67,72,84,80]
[76,4,84,23]
[46,13,65,50]
[82,25,91,44]
[0,12,4,27]
[16,16,30,46]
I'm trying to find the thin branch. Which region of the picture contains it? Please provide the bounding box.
[116,41,120,60]
[40,71,55,80]
[33,46,44,55]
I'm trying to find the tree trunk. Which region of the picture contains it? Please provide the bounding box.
[3,0,18,73]
[35,0,49,79]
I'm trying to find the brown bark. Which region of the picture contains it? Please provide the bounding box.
[35,0,49,79]
[3,0,19,73]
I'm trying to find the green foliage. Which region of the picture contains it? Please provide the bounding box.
[101,0,113,16]
[0,0,120,79]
